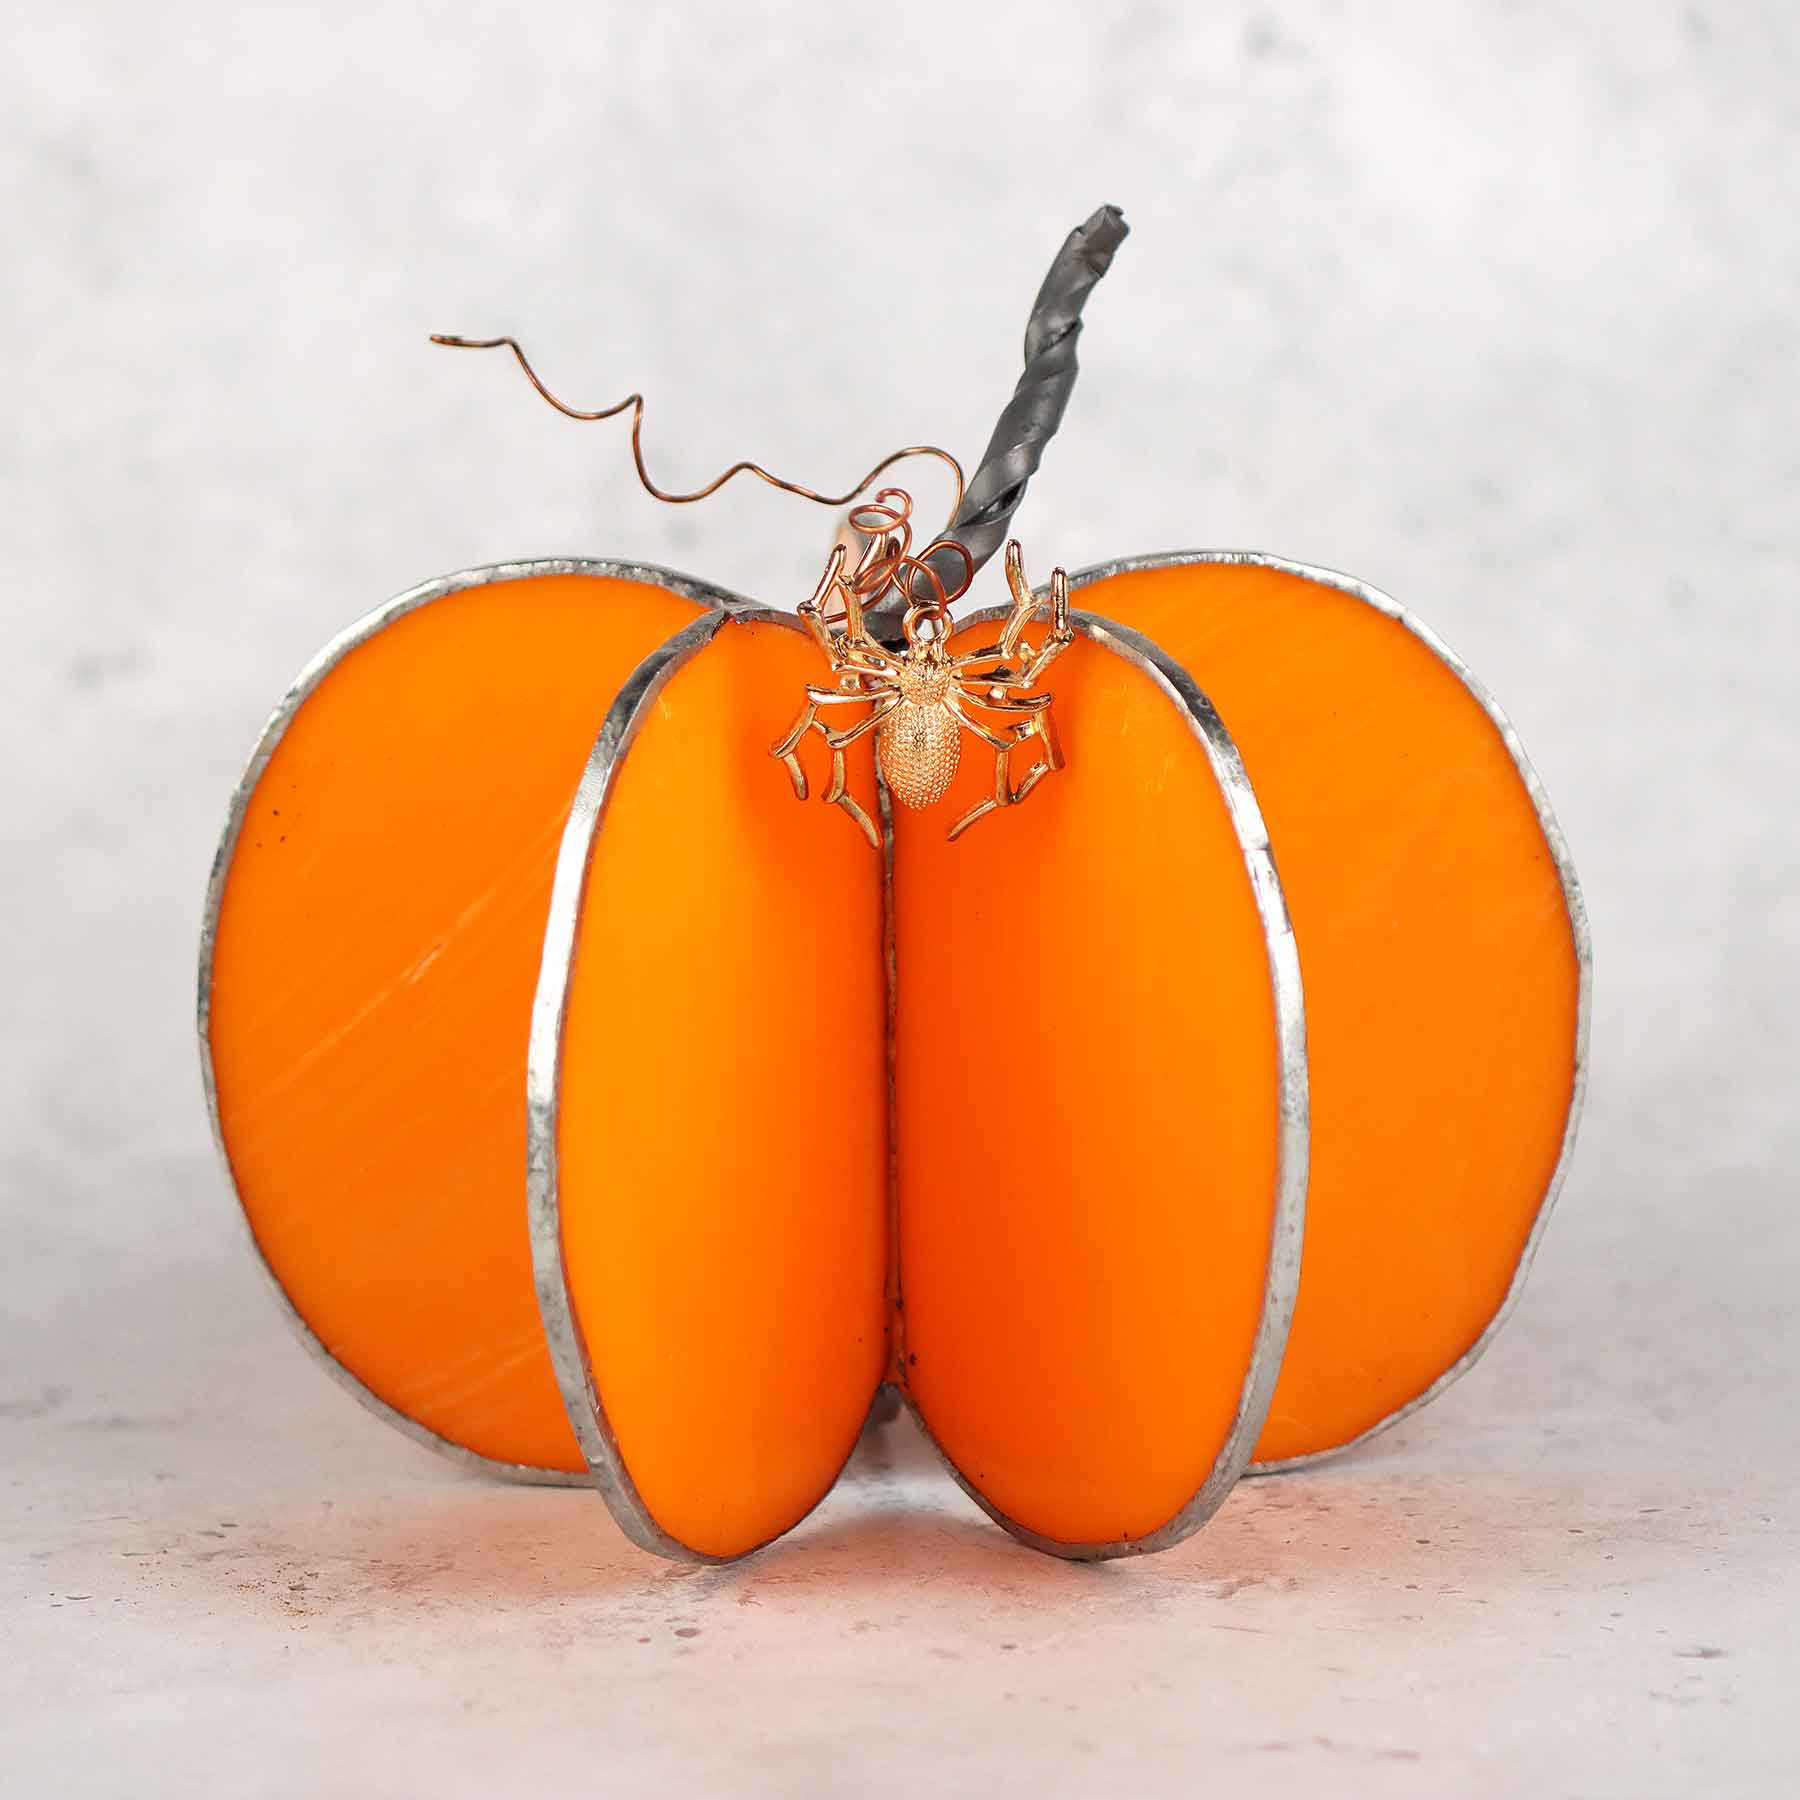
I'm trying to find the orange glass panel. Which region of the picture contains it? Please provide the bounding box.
[893,631,1285,1547]
[1077,561,1581,1464]
[207,572,704,1472]
[213,552,1573,1551]
[556,617,889,1558]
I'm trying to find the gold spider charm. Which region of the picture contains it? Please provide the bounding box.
[772,499,1074,845]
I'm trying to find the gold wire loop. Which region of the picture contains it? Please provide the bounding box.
[902,605,950,650]
[909,539,974,609]
[847,490,915,543]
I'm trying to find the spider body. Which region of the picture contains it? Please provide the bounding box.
[772,516,1074,845]
[878,659,961,807]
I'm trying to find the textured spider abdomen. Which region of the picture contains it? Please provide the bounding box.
[879,695,961,809]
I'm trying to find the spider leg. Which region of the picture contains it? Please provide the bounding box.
[774,688,879,797]
[1012,634,1071,688]
[979,645,1069,690]
[796,606,837,662]
[837,557,867,642]
[797,615,901,681]
[947,648,1060,690]
[839,643,906,675]
[945,743,1011,841]
[821,692,900,749]
[770,685,896,848]
[943,689,1014,749]
[779,539,905,847]
[799,547,909,677]
[805,682,884,704]
[1011,568,1073,686]
[800,607,894,678]
[798,547,851,659]
[771,698,827,798]
[947,640,1010,673]
[822,748,879,848]
[1010,704,1065,800]
[943,690,1065,841]
[953,664,1037,689]
[965,555,1072,685]
[958,685,1054,713]
[953,643,1070,688]
[999,541,1039,661]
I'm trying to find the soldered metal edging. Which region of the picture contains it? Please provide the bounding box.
[525,597,1310,1555]
[204,544,1586,1538]
[529,604,1307,1561]
[888,607,1309,1560]
[525,606,884,1562]
[1058,550,1592,1479]
[197,557,751,1492]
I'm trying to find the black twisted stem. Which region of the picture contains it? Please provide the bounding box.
[871,204,1129,632]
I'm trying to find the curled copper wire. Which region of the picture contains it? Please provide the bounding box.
[431,333,967,548]
[833,487,973,633]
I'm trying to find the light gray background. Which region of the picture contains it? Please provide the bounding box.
[5,3,1796,1795]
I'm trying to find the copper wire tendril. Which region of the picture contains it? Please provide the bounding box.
[431,334,966,545]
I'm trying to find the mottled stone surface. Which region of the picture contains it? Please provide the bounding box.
[3,3,1796,1794]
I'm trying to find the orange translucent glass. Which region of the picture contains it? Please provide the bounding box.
[893,632,1284,1546]
[1077,562,1581,1463]
[555,618,888,1558]
[208,573,700,1473]
[208,555,1579,1555]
